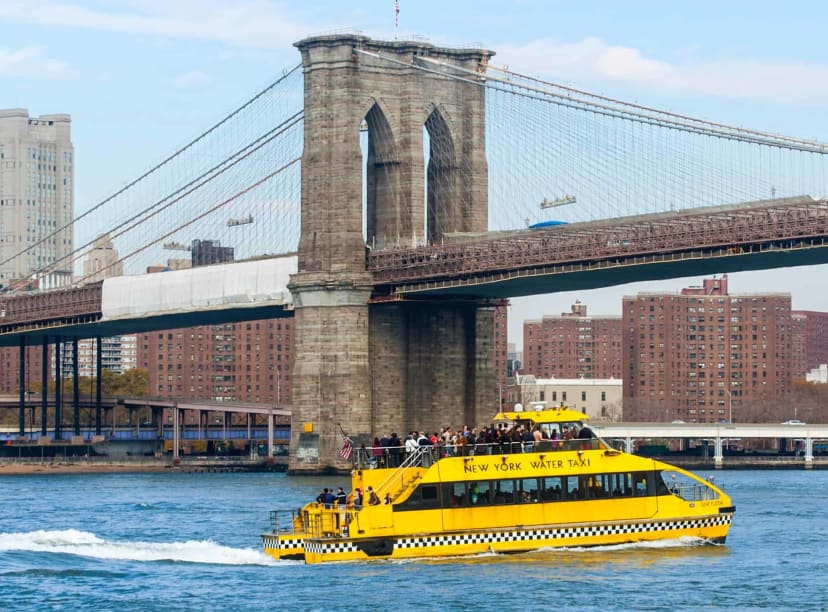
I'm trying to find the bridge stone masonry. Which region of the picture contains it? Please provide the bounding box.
[288,34,497,472]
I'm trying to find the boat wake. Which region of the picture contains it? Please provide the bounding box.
[540,535,714,553]
[0,529,281,566]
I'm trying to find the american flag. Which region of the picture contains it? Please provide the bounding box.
[395,1,399,30]
[339,438,353,460]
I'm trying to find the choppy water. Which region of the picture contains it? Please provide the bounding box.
[1,470,826,610]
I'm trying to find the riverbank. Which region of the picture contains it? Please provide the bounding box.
[0,461,172,475]
[0,457,288,475]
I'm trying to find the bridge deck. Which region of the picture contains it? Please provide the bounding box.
[3,197,828,340]
[368,195,828,297]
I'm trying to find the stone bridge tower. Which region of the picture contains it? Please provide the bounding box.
[289,34,496,472]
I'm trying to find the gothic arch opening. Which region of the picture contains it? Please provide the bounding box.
[361,102,400,250]
[425,107,457,244]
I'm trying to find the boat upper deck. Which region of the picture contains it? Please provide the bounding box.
[352,436,608,471]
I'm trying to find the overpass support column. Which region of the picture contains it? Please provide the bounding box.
[54,338,62,442]
[625,436,633,454]
[41,337,48,438]
[805,437,813,469]
[72,338,80,437]
[18,336,25,436]
[95,336,102,435]
[267,411,274,462]
[172,404,179,463]
[713,437,724,469]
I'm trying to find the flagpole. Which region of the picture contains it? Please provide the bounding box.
[394,0,399,40]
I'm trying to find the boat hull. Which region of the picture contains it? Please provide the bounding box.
[262,534,304,560]
[265,510,733,564]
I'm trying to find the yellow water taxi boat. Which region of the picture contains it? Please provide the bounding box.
[262,407,734,564]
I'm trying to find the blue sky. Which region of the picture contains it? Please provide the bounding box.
[4,0,828,346]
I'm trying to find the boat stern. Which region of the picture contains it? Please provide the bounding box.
[262,532,305,561]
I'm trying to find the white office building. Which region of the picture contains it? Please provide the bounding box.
[507,375,624,422]
[0,108,74,288]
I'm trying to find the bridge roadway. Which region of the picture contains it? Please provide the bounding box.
[590,421,828,466]
[2,195,828,344]
[0,256,295,346]
[369,195,828,298]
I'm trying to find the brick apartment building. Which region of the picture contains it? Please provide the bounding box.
[791,310,828,377]
[138,318,294,404]
[139,302,507,407]
[622,275,795,423]
[523,301,622,379]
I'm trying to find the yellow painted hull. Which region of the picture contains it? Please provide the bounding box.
[264,510,732,564]
[262,534,304,560]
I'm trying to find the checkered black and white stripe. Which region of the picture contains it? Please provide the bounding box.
[304,540,359,555]
[262,534,304,552]
[394,514,731,551]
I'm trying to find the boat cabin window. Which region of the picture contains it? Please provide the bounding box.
[518,478,538,503]
[394,470,668,513]
[539,476,566,501]
[538,423,559,439]
[445,482,467,508]
[470,481,491,505]
[494,479,514,504]
[393,484,441,511]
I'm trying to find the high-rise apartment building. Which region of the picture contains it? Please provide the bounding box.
[523,301,622,379]
[791,310,828,377]
[791,313,807,379]
[0,109,73,287]
[622,275,794,423]
[71,335,137,377]
[137,319,295,403]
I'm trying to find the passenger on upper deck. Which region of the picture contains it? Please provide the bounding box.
[388,432,402,467]
[532,425,544,444]
[577,425,595,439]
[317,488,335,508]
[405,433,418,456]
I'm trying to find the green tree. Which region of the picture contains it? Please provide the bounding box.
[27,369,149,398]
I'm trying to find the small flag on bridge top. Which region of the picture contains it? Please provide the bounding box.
[340,438,353,461]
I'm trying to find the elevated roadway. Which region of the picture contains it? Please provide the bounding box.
[369,196,828,299]
[591,421,828,466]
[0,256,296,346]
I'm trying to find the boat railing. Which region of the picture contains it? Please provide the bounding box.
[269,508,302,534]
[353,438,604,471]
[373,447,428,501]
[668,482,720,502]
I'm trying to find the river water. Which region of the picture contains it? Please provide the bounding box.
[0,469,826,611]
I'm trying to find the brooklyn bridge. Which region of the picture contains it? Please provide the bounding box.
[3,34,828,471]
